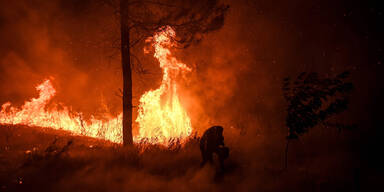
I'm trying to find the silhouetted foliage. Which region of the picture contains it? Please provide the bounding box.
[282,71,354,168]
[283,71,354,139]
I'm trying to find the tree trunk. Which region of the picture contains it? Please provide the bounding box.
[284,139,290,169]
[120,0,133,146]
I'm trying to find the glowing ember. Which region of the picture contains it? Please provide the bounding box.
[135,26,192,144]
[0,79,123,143]
[0,26,192,146]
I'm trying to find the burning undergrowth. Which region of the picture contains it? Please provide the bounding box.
[0,123,358,192]
[0,125,240,191]
[0,0,374,191]
[0,26,194,146]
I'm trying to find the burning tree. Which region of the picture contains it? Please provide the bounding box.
[0,0,228,146]
[282,71,354,169]
[113,0,229,146]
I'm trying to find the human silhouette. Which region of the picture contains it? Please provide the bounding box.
[200,125,229,169]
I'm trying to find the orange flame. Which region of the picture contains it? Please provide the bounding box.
[135,26,192,145]
[0,26,192,146]
[0,79,123,143]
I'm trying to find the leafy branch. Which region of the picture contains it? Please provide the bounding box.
[282,71,354,168]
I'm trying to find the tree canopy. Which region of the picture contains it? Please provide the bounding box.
[282,71,354,139]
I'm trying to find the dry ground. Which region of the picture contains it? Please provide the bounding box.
[0,124,376,192]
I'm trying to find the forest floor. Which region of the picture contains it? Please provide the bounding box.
[0,124,376,192]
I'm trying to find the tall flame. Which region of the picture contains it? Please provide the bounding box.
[0,26,192,146]
[135,26,192,144]
[0,79,123,143]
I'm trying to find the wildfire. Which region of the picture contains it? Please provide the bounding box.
[0,79,123,143]
[135,26,192,144]
[0,26,192,146]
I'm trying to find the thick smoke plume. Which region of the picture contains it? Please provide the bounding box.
[0,0,383,190]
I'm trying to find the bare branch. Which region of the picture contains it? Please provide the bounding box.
[129,0,178,8]
[129,35,146,48]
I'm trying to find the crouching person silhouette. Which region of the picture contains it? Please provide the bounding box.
[200,126,229,170]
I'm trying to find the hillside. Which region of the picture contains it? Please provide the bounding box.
[0,124,370,192]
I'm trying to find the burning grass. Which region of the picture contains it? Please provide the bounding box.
[0,26,196,146]
[0,124,223,191]
[0,124,362,192]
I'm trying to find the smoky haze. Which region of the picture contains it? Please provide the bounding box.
[0,0,122,120]
[0,0,382,162]
[1,0,383,191]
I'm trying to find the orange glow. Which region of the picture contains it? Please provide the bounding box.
[0,26,192,146]
[0,79,123,143]
[135,26,192,145]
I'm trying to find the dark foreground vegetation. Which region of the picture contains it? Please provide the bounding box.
[0,124,376,192]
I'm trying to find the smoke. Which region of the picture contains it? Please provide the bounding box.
[174,0,379,139]
[0,0,122,120]
[0,0,380,143]
[1,123,359,192]
[0,2,379,163]
[1,0,382,191]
